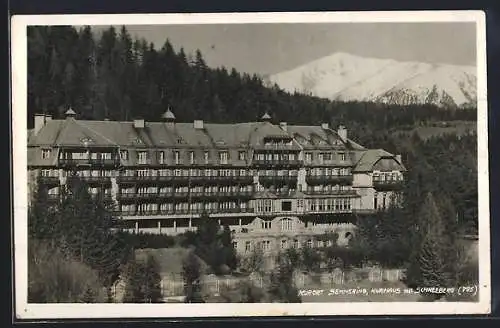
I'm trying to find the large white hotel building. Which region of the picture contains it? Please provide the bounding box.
[27,108,405,254]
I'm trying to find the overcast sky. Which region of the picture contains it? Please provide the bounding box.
[88,22,476,76]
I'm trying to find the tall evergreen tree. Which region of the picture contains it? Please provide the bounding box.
[182,251,204,303]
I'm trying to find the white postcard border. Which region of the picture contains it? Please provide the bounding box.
[11,10,490,319]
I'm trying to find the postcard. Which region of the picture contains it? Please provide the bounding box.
[11,10,490,319]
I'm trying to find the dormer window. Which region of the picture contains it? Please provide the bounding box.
[80,137,94,146]
[305,152,312,163]
[219,151,228,164]
[120,150,128,160]
[174,151,180,165]
[41,149,51,159]
[157,151,165,164]
[238,151,246,161]
[137,151,148,164]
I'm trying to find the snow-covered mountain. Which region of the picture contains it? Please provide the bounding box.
[267,52,477,108]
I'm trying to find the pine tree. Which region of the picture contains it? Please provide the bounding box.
[405,192,449,292]
[144,255,162,303]
[268,253,301,303]
[182,251,204,303]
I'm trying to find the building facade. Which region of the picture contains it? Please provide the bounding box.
[27,109,405,255]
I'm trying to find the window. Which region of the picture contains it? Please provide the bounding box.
[305,152,312,163]
[120,150,128,160]
[189,151,195,164]
[307,239,313,248]
[41,149,51,159]
[204,151,209,164]
[262,240,271,251]
[262,221,270,229]
[281,218,293,231]
[297,199,304,208]
[219,151,228,164]
[318,153,324,164]
[281,201,292,212]
[281,240,288,249]
[374,193,378,209]
[238,151,246,161]
[232,241,238,249]
[137,151,148,164]
[174,151,180,165]
[263,199,272,212]
[339,152,346,161]
[245,241,251,252]
[157,151,165,164]
[293,239,299,249]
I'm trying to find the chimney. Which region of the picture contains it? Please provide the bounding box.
[395,154,402,163]
[279,122,287,132]
[194,120,204,129]
[33,114,46,136]
[321,123,329,130]
[337,125,347,142]
[45,114,52,123]
[134,119,145,129]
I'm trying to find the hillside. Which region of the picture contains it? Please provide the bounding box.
[268,52,477,108]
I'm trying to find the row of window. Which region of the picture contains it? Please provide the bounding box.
[239,238,334,252]
[120,201,250,213]
[254,198,353,213]
[253,153,298,161]
[259,218,293,230]
[307,185,353,193]
[307,167,351,176]
[123,150,242,165]
[120,185,253,194]
[373,171,403,181]
[40,150,115,161]
[305,152,347,164]
[309,198,352,212]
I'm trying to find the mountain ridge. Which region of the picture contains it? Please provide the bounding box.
[267,52,477,108]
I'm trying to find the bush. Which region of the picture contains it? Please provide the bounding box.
[28,239,107,303]
[122,232,176,249]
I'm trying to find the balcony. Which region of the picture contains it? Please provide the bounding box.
[80,176,112,185]
[58,158,120,167]
[304,189,358,196]
[373,179,404,191]
[252,159,303,167]
[38,176,60,185]
[305,174,353,185]
[116,207,255,217]
[117,175,158,184]
[259,175,298,186]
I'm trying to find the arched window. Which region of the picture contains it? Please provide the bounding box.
[280,218,293,231]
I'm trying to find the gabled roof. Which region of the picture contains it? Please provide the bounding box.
[287,125,366,150]
[29,119,297,149]
[353,149,405,172]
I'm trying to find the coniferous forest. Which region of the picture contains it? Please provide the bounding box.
[26,25,479,303]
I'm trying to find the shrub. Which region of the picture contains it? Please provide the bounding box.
[28,239,106,303]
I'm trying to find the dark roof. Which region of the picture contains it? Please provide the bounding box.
[352,149,406,172]
[28,118,402,171]
[29,119,295,149]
